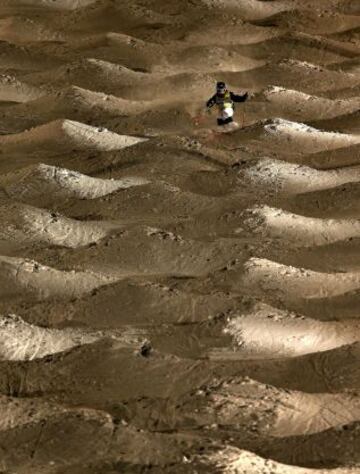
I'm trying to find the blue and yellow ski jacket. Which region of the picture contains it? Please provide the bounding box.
[206,90,248,110]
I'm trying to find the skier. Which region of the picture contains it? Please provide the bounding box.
[206,81,248,127]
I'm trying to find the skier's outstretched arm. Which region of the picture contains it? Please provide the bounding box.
[206,94,217,109]
[230,92,249,102]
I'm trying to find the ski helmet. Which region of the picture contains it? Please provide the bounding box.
[216,81,227,94]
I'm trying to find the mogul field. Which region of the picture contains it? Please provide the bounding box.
[0,0,360,473]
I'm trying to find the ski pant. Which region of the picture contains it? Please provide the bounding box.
[217,107,234,126]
